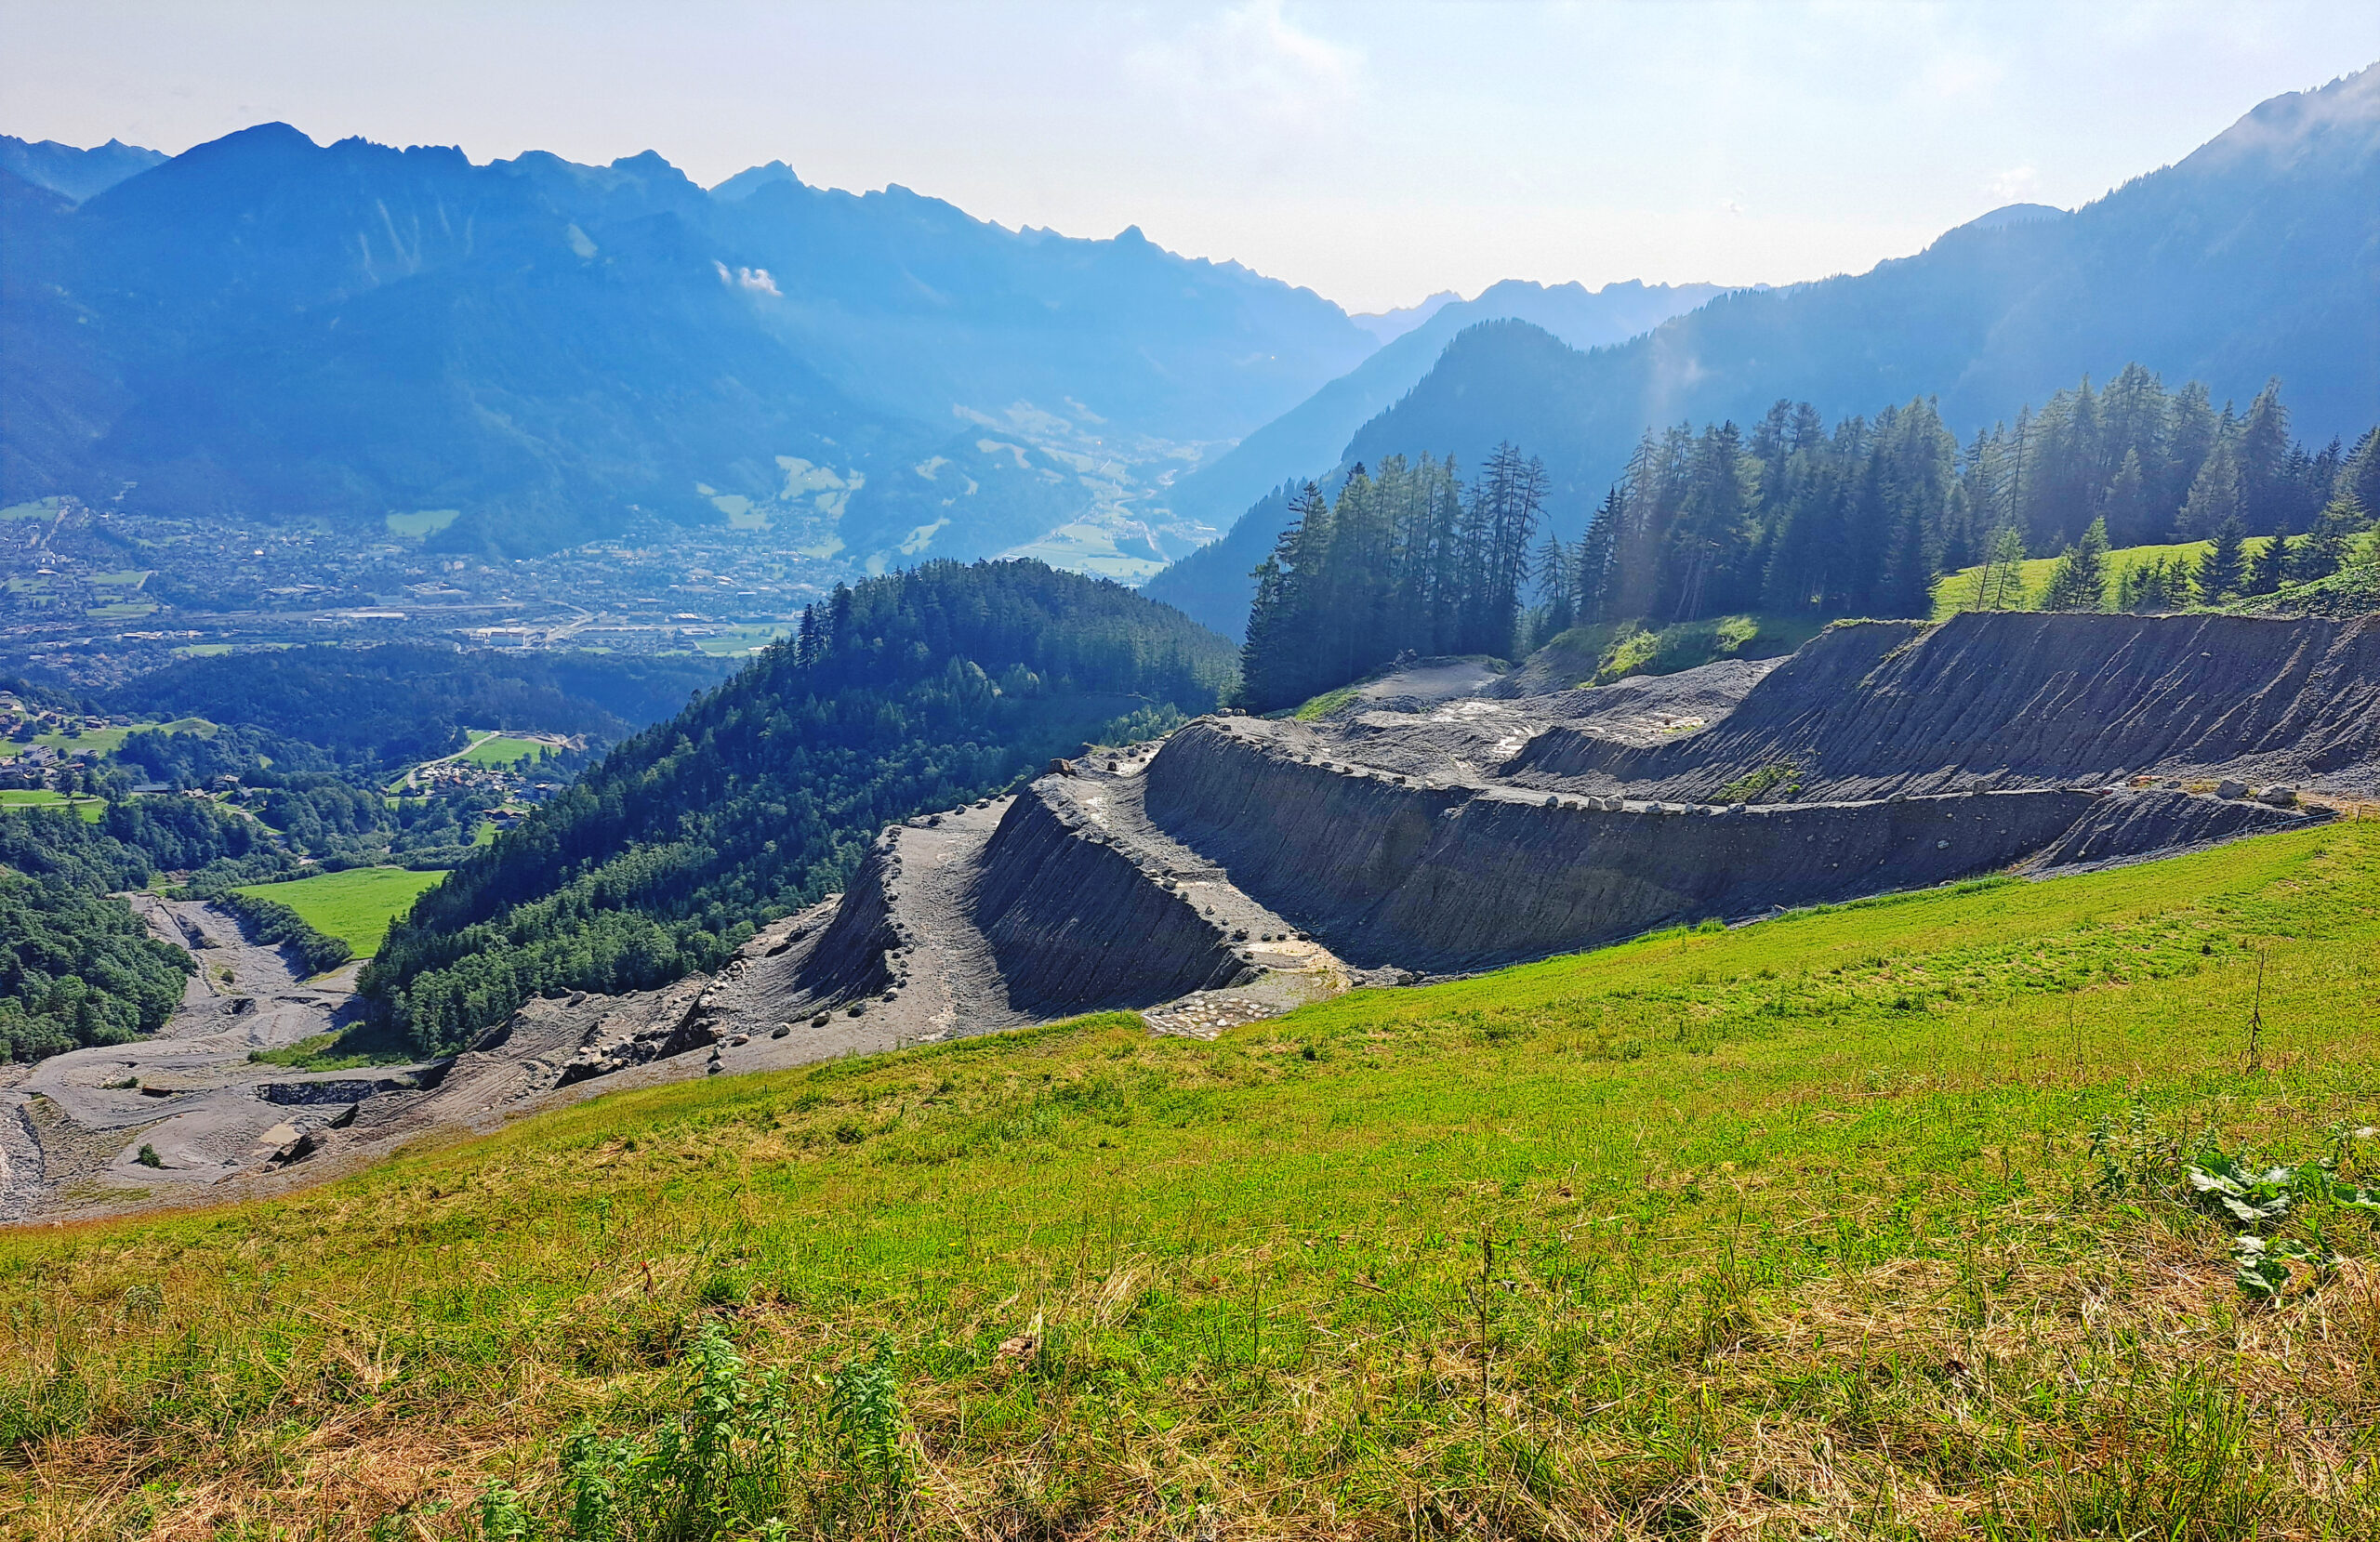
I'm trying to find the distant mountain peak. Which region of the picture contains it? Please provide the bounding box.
[0,132,167,203]
[710,159,801,202]
[2184,59,2379,173]
[1350,290,1461,345]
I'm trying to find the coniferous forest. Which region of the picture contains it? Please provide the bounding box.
[1237,444,1548,710]
[1235,365,2379,710]
[363,560,1236,1054]
[0,802,269,1060]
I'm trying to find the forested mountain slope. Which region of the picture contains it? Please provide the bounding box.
[1342,66,2379,534]
[0,798,268,1061]
[361,560,1234,1052]
[1142,279,1728,633]
[1151,63,2380,636]
[0,125,1374,560]
[104,645,729,767]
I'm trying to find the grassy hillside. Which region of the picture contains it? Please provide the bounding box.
[455,732,555,771]
[1529,613,1830,689]
[7,815,2380,1534]
[231,865,447,959]
[1930,539,2223,617]
[0,788,103,821]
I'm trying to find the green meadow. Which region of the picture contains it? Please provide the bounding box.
[231,864,446,958]
[7,817,2380,1536]
[457,731,555,770]
[0,788,105,821]
[1930,538,2253,618]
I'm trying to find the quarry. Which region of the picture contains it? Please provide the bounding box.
[6,609,2374,1219]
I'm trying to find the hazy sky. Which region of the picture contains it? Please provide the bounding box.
[5,1,2375,313]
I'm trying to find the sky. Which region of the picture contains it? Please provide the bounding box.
[4,1,2376,314]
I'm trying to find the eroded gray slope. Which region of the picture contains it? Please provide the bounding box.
[25,612,2365,1225]
[1509,612,2380,798]
[1140,717,2321,972]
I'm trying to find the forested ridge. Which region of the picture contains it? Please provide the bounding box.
[0,802,277,1060]
[1234,366,2378,710]
[1560,369,2374,629]
[362,560,1235,1054]
[106,646,728,768]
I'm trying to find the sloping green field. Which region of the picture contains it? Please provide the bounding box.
[1930,539,2241,618]
[457,731,553,769]
[0,789,104,822]
[7,818,2380,1536]
[231,864,445,958]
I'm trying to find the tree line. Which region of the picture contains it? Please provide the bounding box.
[1549,371,2373,632]
[1236,365,2375,710]
[1236,444,1548,711]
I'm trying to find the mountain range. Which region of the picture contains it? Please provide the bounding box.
[0,125,1375,565]
[8,64,2374,613]
[0,134,165,203]
[1144,64,2380,638]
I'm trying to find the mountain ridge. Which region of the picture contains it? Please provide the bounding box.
[0,134,165,203]
[0,124,1378,566]
[1145,64,2380,638]
[1347,65,2379,529]
[1139,276,1732,632]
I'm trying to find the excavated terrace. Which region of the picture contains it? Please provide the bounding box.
[14,611,2370,1221]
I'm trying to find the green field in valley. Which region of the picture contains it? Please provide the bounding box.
[456,731,554,769]
[8,815,2380,1535]
[694,622,800,658]
[0,788,105,821]
[0,718,213,759]
[231,864,445,958]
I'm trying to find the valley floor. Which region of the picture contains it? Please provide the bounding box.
[0,897,388,1222]
[4,816,2379,1536]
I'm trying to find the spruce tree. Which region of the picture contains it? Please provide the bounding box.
[2346,428,2380,522]
[2119,557,2190,613]
[1236,484,1327,711]
[2101,449,2150,547]
[1536,534,1575,637]
[2164,381,2219,528]
[1972,525,2029,610]
[2041,518,2111,612]
[2198,515,2248,600]
[2237,379,2292,533]
[2242,532,2287,596]
[1575,489,1622,624]
[2287,492,2368,585]
[2179,436,2242,538]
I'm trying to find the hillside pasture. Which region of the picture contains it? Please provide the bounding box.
[231,865,445,958]
[5,816,2379,1535]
